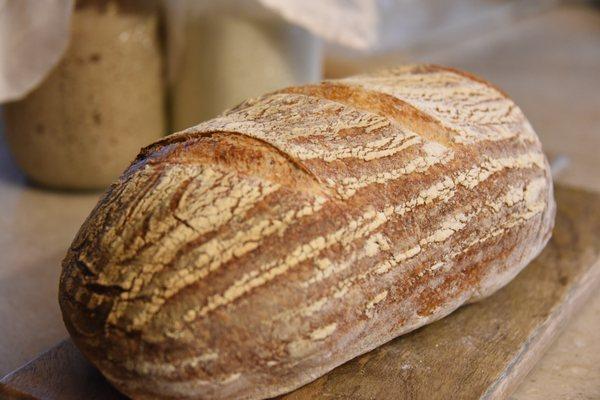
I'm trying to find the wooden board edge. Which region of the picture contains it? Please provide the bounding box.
[483,258,600,399]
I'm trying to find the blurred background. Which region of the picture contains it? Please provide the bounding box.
[0,0,598,397]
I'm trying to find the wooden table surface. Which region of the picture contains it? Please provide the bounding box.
[0,3,598,398]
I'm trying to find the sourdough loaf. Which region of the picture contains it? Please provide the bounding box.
[59,65,555,400]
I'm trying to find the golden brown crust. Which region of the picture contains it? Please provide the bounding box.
[59,65,555,400]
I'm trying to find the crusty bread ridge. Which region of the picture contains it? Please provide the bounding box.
[59,65,555,400]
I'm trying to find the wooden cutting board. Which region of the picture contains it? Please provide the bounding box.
[2,185,600,400]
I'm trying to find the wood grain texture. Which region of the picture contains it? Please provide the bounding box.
[0,340,124,400]
[58,65,555,399]
[3,185,599,400]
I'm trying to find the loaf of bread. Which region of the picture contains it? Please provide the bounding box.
[59,65,555,400]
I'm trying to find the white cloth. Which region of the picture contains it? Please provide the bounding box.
[259,0,378,49]
[0,0,73,102]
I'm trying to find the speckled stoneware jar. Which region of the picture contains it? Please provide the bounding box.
[3,0,165,190]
